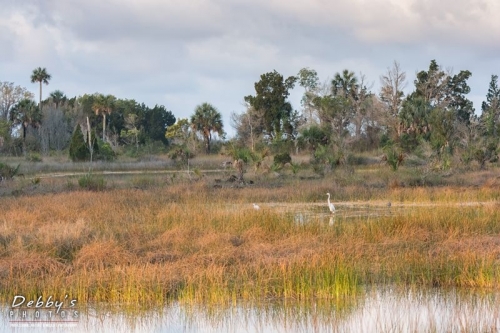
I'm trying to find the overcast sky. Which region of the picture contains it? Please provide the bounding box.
[2,0,499,137]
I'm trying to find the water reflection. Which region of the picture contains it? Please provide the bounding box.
[2,288,499,332]
[278,201,398,227]
[292,211,336,227]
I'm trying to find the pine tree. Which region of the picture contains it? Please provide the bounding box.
[481,75,500,137]
[69,125,90,161]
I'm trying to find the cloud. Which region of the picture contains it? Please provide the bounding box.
[1,0,499,135]
[248,0,500,47]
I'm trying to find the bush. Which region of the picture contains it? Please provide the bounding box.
[229,147,258,164]
[270,139,294,154]
[24,132,42,152]
[78,173,106,191]
[26,153,42,162]
[313,144,345,169]
[383,144,404,171]
[168,145,194,167]
[95,139,115,161]
[142,140,168,155]
[0,163,20,180]
[6,138,24,156]
[274,152,292,166]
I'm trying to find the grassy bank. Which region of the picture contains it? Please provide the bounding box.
[0,180,499,307]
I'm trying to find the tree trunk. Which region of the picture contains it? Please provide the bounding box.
[22,125,27,155]
[103,114,106,141]
[205,138,210,154]
[39,82,42,110]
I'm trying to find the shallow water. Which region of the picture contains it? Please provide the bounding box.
[1,288,499,332]
[253,199,485,227]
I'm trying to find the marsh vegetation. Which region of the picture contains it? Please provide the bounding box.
[1,161,499,309]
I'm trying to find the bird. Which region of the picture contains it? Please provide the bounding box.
[326,193,335,214]
[387,202,392,208]
[253,203,260,210]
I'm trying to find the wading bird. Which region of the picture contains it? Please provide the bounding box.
[253,203,260,210]
[326,193,335,214]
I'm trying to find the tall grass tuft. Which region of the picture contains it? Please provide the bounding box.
[78,173,106,191]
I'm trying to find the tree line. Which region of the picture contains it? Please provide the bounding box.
[233,60,499,170]
[0,67,225,161]
[1,60,499,170]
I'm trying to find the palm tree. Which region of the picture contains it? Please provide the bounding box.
[92,94,116,141]
[190,102,224,154]
[331,69,358,98]
[49,90,67,109]
[30,67,51,109]
[10,99,42,153]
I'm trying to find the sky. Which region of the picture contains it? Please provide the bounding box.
[1,0,500,137]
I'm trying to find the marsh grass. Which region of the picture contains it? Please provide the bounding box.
[0,182,499,308]
[2,154,231,176]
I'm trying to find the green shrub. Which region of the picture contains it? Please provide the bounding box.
[26,153,42,162]
[274,152,292,166]
[95,139,115,161]
[230,147,257,164]
[169,146,194,161]
[0,163,20,180]
[78,173,106,191]
[290,162,300,174]
[142,140,168,155]
[383,144,404,171]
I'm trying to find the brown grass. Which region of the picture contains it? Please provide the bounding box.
[0,178,499,306]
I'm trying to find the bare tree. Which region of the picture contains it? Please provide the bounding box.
[350,73,374,141]
[38,106,71,153]
[230,105,265,150]
[297,67,320,125]
[379,61,407,139]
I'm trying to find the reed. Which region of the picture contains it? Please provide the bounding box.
[0,182,499,307]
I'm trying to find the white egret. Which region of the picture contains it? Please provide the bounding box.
[253,203,260,210]
[326,193,335,214]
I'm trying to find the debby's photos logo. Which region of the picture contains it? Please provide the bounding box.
[8,295,79,328]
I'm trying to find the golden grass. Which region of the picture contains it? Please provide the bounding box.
[0,180,499,307]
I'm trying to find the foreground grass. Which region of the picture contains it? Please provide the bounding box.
[0,181,499,307]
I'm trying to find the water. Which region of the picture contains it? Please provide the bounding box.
[1,288,499,332]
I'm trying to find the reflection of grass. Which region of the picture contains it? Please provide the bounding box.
[71,286,499,332]
[0,182,499,307]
